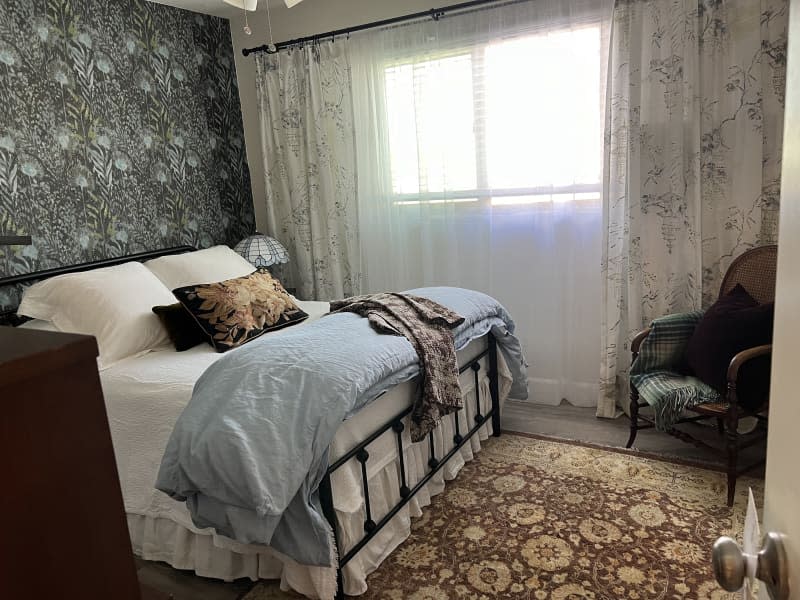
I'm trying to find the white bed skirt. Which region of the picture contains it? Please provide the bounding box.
[128,351,510,599]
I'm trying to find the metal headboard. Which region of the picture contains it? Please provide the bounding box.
[0,245,196,325]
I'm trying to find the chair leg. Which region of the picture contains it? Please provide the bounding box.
[626,386,640,449]
[725,388,739,507]
[716,417,724,436]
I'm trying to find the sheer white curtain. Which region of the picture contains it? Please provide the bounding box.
[350,0,612,406]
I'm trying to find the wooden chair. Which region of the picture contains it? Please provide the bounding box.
[626,245,777,506]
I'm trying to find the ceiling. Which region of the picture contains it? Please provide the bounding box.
[147,0,285,18]
[146,0,235,18]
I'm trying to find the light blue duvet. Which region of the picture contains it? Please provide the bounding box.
[155,287,527,568]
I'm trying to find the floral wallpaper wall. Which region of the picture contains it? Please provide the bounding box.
[0,0,254,308]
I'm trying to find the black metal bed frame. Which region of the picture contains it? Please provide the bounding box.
[0,246,196,325]
[0,246,502,599]
[321,335,501,598]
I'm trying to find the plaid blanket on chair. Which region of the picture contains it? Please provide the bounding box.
[630,311,720,431]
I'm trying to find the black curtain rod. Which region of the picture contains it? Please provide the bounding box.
[242,0,505,56]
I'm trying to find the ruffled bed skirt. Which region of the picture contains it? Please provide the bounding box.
[129,353,510,599]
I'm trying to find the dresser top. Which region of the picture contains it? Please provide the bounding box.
[0,327,98,387]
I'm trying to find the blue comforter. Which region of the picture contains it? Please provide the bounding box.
[155,287,527,567]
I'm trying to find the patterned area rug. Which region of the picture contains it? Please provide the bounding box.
[244,434,762,599]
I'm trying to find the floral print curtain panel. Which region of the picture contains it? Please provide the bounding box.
[598,0,788,417]
[254,44,361,301]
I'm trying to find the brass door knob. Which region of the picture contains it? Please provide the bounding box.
[712,536,746,592]
[712,532,789,600]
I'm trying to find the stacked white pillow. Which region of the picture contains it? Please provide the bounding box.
[17,261,177,369]
[16,245,258,368]
[144,245,255,290]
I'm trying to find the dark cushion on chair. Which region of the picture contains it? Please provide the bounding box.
[686,284,773,409]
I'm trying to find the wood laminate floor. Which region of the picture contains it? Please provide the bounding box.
[136,558,254,600]
[502,400,767,469]
[136,400,767,599]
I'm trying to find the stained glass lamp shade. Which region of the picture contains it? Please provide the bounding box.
[234,233,290,268]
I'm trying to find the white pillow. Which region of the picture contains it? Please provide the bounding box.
[17,261,177,369]
[143,245,256,290]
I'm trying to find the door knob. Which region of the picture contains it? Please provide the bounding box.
[712,532,789,599]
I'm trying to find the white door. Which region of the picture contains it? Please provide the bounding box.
[759,0,800,596]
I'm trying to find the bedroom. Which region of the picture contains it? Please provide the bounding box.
[1,0,799,598]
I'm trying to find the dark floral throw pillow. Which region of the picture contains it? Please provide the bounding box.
[172,271,308,352]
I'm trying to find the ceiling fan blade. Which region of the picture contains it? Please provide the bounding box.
[223,0,258,11]
[284,0,304,7]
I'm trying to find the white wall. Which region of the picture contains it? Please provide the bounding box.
[230,0,437,230]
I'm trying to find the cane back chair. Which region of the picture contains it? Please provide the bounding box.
[626,245,777,506]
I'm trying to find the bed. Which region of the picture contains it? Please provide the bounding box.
[0,246,524,599]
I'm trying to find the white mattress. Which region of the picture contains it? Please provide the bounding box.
[98,300,512,598]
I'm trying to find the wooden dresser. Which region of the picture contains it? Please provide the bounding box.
[0,327,170,600]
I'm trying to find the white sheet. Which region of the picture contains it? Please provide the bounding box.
[100,300,511,598]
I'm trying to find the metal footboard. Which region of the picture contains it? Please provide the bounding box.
[320,333,501,599]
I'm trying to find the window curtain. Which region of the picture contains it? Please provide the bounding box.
[348,0,613,406]
[254,45,361,300]
[598,0,788,417]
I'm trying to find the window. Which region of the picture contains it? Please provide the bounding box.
[384,25,602,206]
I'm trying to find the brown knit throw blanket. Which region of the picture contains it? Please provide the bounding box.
[329,293,465,441]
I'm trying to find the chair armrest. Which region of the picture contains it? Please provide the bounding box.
[727,344,772,386]
[631,328,652,357]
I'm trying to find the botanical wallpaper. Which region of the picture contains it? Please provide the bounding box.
[255,43,361,301]
[598,0,788,417]
[0,0,254,309]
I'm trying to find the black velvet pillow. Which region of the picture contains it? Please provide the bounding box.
[686,284,773,409]
[152,303,208,352]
